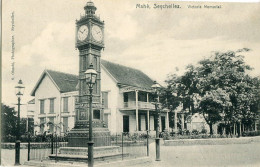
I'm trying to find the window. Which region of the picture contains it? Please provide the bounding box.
[48,117,54,133]
[63,97,69,113]
[28,118,34,134]
[49,99,54,113]
[102,92,108,109]
[148,93,154,103]
[93,110,100,120]
[93,57,97,69]
[104,114,108,128]
[123,93,128,102]
[40,118,45,133]
[63,117,68,133]
[93,83,97,94]
[40,100,45,114]
[123,115,129,132]
[161,116,165,132]
[83,56,86,71]
[138,92,147,102]
[145,114,148,130]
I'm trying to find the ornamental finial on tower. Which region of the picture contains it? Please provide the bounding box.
[84,1,97,15]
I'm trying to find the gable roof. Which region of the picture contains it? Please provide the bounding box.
[47,70,78,92]
[101,60,154,90]
[31,70,78,96]
[31,60,155,96]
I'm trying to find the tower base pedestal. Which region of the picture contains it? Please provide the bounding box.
[67,124,111,147]
[49,146,129,162]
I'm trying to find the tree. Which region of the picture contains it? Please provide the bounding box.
[195,49,259,135]
[164,48,259,135]
[1,103,17,141]
[199,89,231,135]
[160,85,180,131]
[236,76,260,131]
[165,65,199,114]
[20,118,28,135]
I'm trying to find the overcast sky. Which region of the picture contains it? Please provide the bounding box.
[2,0,260,117]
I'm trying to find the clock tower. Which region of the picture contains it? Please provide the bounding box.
[68,1,110,147]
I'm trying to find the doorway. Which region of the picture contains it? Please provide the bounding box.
[161,116,165,132]
[123,115,129,132]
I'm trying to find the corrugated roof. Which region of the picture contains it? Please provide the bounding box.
[101,60,154,89]
[31,60,154,96]
[46,70,78,93]
[31,70,78,96]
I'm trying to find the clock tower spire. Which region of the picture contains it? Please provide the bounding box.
[68,1,110,147]
[84,1,97,15]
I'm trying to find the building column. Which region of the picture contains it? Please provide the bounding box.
[174,110,177,132]
[181,113,184,130]
[135,90,139,131]
[158,115,161,132]
[59,96,62,135]
[147,110,150,131]
[166,111,169,131]
[147,93,149,104]
[234,123,237,135]
[147,93,150,131]
[239,122,242,135]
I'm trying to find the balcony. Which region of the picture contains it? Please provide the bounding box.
[123,101,155,110]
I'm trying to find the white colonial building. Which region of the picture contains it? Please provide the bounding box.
[28,60,170,135]
[29,70,78,135]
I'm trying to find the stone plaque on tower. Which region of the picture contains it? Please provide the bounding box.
[67,1,111,147]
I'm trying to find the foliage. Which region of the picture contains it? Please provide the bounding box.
[242,130,260,137]
[160,131,171,140]
[1,134,68,143]
[192,129,199,135]
[161,131,228,140]
[1,104,17,139]
[2,135,16,142]
[164,64,199,114]
[111,132,149,142]
[1,103,34,142]
[163,49,260,135]
[201,128,207,134]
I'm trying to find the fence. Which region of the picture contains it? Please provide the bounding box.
[26,131,150,163]
[111,131,150,160]
[28,134,68,161]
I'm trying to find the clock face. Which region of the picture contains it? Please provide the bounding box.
[91,25,103,42]
[77,25,88,41]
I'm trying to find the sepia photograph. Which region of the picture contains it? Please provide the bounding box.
[1,0,260,166]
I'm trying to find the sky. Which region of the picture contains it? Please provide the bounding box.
[2,0,260,117]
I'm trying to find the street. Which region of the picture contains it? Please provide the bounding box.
[143,141,260,167]
[1,141,260,167]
